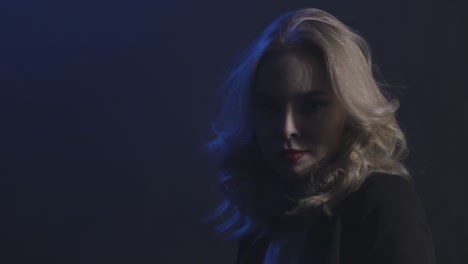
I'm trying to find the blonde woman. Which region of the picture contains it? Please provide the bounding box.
[204,8,436,264]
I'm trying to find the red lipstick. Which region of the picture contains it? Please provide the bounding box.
[281,149,308,162]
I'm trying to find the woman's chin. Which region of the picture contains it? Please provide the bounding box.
[276,167,311,183]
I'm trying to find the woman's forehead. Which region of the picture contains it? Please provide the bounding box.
[253,49,331,99]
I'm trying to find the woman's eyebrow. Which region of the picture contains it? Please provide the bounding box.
[299,90,329,98]
[252,92,275,100]
[253,90,329,99]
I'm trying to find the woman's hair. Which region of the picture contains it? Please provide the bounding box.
[203,8,411,239]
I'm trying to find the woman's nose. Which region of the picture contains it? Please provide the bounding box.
[281,107,300,139]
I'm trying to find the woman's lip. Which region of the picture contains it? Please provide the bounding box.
[281,151,308,161]
[282,149,308,153]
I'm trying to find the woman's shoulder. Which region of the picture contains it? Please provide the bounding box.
[360,172,416,204]
[338,173,436,263]
[340,172,424,222]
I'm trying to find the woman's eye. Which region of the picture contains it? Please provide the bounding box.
[301,101,329,114]
[255,101,279,112]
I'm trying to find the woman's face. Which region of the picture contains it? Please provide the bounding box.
[252,48,347,182]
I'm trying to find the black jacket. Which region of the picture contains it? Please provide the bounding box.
[236,172,436,264]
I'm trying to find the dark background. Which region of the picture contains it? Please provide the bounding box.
[0,0,466,263]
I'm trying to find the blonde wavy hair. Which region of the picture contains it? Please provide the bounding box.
[204,8,411,239]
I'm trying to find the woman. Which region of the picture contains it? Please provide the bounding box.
[204,8,436,264]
